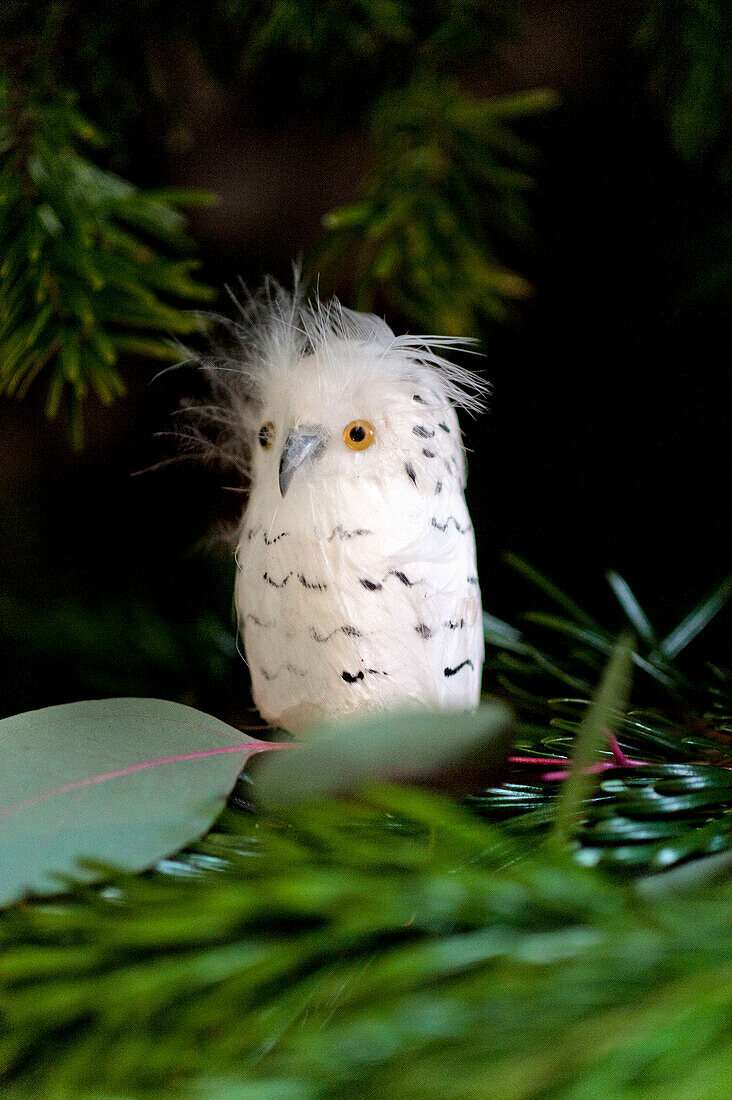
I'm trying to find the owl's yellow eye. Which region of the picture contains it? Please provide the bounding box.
[258,421,275,450]
[343,420,375,451]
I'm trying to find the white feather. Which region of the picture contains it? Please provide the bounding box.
[195,279,488,734]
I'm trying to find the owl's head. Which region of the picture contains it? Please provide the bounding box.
[190,279,487,502]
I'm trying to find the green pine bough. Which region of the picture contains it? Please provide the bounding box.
[318,78,558,334]
[0,563,730,1097]
[0,80,214,446]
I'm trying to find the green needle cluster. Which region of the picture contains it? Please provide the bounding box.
[0,80,213,445]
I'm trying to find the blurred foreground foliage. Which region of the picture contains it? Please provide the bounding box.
[3,787,732,1097]
[1,560,731,1097]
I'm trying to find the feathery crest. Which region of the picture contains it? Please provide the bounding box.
[185,277,488,476]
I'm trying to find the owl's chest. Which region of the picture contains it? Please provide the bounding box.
[237,519,382,633]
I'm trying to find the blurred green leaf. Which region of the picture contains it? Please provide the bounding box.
[550,634,633,848]
[254,703,514,807]
[0,698,270,906]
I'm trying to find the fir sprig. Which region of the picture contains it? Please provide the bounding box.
[2,786,732,1098]
[0,80,214,445]
[0,565,730,1096]
[636,0,732,181]
[475,558,732,871]
[318,79,558,333]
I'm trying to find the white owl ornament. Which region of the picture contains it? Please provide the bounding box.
[199,283,487,735]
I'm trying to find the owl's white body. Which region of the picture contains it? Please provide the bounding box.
[202,286,485,734]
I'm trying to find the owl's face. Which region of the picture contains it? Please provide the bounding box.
[248,341,455,502]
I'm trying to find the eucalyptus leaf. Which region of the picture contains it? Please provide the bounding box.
[253,703,514,808]
[0,698,274,906]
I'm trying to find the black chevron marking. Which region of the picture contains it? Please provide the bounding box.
[435,480,443,495]
[311,625,364,642]
[438,422,451,433]
[467,575,479,586]
[405,461,417,486]
[359,570,420,590]
[445,618,466,630]
[422,448,437,458]
[444,659,474,678]
[263,571,292,588]
[413,425,435,438]
[244,613,272,627]
[298,573,328,590]
[389,570,417,587]
[326,525,372,541]
[415,623,433,639]
[431,516,471,534]
[263,530,289,545]
[412,394,428,404]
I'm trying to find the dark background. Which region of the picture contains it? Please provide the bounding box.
[0,0,729,721]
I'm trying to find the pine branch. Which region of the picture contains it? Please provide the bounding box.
[476,559,732,871]
[2,785,732,1097]
[0,79,214,446]
[317,78,558,334]
[0,563,730,1095]
[636,0,732,181]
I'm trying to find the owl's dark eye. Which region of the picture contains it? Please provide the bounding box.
[259,421,275,450]
[343,420,375,451]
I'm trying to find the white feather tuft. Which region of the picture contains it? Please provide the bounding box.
[185,276,488,477]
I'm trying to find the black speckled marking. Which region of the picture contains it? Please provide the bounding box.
[413,425,435,439]
[434,480,443,495]
[390,570,416,587]
[263,571,292,588]
[263,530,289,545]
[445,618,466,630]
[415,623,433,639]
[467,575,479,586]
[260,663,307,680]
[298,573,328,590]
[422,448,437,458]
[342,670,365,683]
[360,578,383,591]
[405,461,417,486]
[444,659,474,677]
[412,394,428,405]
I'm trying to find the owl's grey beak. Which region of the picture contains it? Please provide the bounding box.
[278,425,329,497]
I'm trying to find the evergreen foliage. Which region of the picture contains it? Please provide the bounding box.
[0,79,213,446]
[319,80,557,332]
[0,4,730,1090]
[3,784,732,1097]
[0,563,729,1097]
[637,0,731,180]
[0,1,551,436]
